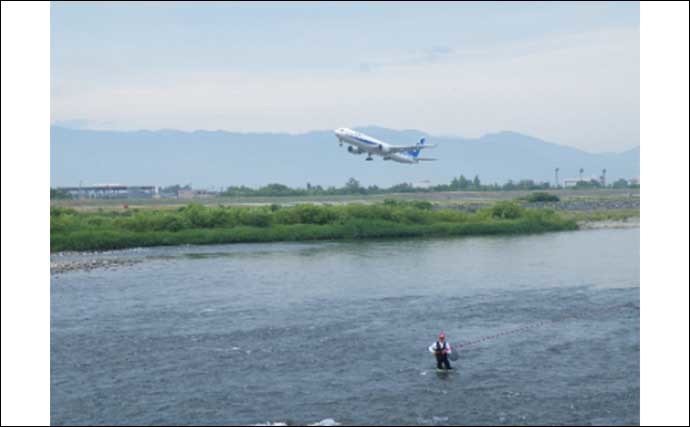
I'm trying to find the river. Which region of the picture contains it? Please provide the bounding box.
[51,228,640,425]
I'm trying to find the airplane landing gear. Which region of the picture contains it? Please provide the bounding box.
[365,156,373,161]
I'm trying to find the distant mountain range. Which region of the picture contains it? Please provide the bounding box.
[51,126,639,188]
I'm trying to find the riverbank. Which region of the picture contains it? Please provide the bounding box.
[51,201,578,252]
[49,207,639,275]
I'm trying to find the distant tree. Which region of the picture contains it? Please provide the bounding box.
[450,176,459,190]
[345,177,362,193]
[574,179,602,189]
[472,175,481,189]
[450,174,470,190]
[221,185,256,197]
[50,188,72,200]
[389,182,415,193]
[516,179,538,190]
[257,183,304,196]
[458,175,469,189]
[612,178,629,189]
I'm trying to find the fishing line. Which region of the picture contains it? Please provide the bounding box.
[454,302,637,349]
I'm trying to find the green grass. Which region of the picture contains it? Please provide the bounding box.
[50,201,579,252]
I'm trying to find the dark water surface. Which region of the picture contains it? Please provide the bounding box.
[51,228,640,425]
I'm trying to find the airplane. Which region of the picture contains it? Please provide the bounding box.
[334,127,437,163]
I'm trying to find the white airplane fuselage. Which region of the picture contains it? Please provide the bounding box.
[334,128,420,163]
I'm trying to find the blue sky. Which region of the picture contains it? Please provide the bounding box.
[51,1,640,152]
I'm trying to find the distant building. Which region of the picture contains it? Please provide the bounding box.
[562,179,582,188]
[628,177,640,186]
[58,184,156,199]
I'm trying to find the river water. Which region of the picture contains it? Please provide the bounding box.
[51,228,640,426]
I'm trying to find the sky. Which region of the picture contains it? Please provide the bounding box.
[51,1,640,152]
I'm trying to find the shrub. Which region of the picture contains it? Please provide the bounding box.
[50,206,77,217]
[410,200,433,210]
[238,207,272,227]
[488,201,524,219]
[525,192,560,203]
[50,201,578,251]
[431,209,469,223]
[391,207,430,224]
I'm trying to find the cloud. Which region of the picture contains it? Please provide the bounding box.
[356,46,456,72]
[416,46,455,63]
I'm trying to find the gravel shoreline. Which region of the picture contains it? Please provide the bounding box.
[444,198,640,213]
[50,258,141,275]
[577,217,640,230]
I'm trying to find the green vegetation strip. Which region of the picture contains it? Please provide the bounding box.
[51,200,578,252]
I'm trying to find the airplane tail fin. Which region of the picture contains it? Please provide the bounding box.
[407,137,426,158]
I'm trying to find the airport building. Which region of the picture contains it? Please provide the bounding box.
[58,184,157,199]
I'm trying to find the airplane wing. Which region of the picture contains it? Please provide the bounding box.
[415,157,437,161]
[385,144,436,154]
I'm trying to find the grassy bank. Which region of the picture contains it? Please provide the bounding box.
[51,201,578,252]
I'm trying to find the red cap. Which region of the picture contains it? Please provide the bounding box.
[439,332,446,339]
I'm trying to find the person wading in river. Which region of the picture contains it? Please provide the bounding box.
[429,332,453,370]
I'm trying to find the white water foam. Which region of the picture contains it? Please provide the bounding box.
[250,419,340,426]
[308,419,340,426]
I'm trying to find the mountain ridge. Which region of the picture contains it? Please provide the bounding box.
[51,126,640,188]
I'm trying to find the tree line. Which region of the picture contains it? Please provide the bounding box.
[218,175,638,197]
[51,175,639,200]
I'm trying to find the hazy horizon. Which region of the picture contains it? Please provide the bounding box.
[49,123,640,155]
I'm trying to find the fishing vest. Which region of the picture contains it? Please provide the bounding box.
[435,341,447,354]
